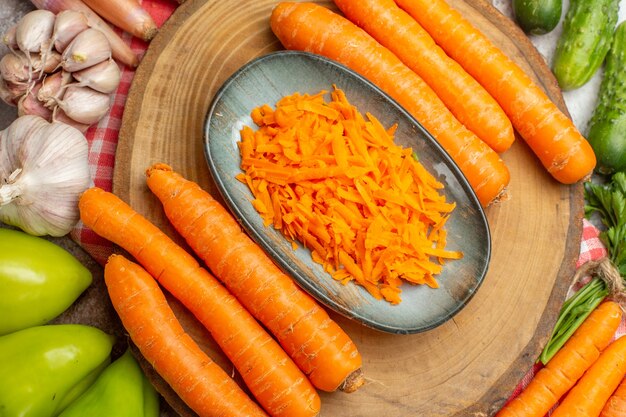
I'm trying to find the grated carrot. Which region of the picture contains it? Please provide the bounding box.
[236,86,462,304]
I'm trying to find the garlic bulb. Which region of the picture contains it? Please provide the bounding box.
[0,9,120,129]
[0,115,91,236]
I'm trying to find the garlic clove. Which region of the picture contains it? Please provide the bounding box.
[17,82,53,121]
[16,10,56,54]
[2,79,29,105]
[54,85,110,125]
[53,108,91,133]
[41,50,62,73]
[37,70,71,108]
[0,115,92,236]
[2,26,18,50]
[0,52,31,85]
[72,59,121,94]
[0,79,18,107]
[52,10,89,54]
[61,28,111,72]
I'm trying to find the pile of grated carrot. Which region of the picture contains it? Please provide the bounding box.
[236,86,462,304]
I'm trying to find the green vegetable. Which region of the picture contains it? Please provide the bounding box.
[512,0,562,35]
[552,0,619,90]
[58,349,160,417]
[0,228,92,335]
[0,324,114,417]
[587,21,626,175]
[539,172,626,365]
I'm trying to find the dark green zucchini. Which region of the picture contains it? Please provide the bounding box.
[512,0,562,35]
[552,0,619,91]
[587,21,626,175]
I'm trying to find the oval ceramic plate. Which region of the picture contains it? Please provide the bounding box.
[204,51,490,334]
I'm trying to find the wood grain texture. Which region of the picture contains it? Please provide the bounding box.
[113,0,584,415]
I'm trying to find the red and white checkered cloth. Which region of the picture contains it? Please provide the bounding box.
[69,0,177,265]
[67,0,626,411]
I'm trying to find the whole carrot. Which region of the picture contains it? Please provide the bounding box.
[496,301,623,417]
[332,0,515,153]
[270,2,510,206]
[145,163,364,393]
[394,0,596,184]
[600,377,626,417]
[552,335,626,417]
[104,254,268,417]
[81,0,158,42]
[79,188,321,417]
[30,0,139,67]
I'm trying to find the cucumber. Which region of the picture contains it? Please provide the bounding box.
[552,0,619,91]
[512,0,562,35]
[587,21,626,175]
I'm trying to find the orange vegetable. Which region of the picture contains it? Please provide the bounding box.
[552,335,626,417]
[234,88,462,304]
[332,0,514,153]
[496,301,623,417]
[394,0,596,184]
[600,377,626,417]
[145,163,365,393]
[79,187,320,417]
[81,0,157,42]
[104,254,268,417]
[31,0,139,67]
[270,2,510,207]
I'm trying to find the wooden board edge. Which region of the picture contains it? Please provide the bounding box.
[112,0,587,415]
[113,0,207,201]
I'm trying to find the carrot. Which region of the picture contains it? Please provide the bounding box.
[145,163,365,393]
[104,254,268,417]
[600,377,626,417]
[236,88,462,304]
[496,301,623,417]
[394,0,596,184]
[269,2,510,207]
[81,0,158,42]
[332,0,514,154]
[30,0,139,67]
[79,188,321,417]
[552,335,626,417]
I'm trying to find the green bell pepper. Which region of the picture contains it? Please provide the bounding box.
[58,349,160,417]
[0,324,114,417]
[0,228,92,335]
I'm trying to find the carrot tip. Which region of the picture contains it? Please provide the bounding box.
[338,368,365,393]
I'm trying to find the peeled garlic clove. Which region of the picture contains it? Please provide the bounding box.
[55,85,110,125]
[53,108,91,133]
[16,10,56,54]
[38,70,71,108]
[61,28,111,72]
[0,115,91,236]
[53,10,89,54]
[0,53,30,84]
[72,59,121,94]
[2,26,17,50]
[17,82,52,121]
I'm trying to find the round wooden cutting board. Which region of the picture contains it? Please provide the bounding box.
[114,0,584,415]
